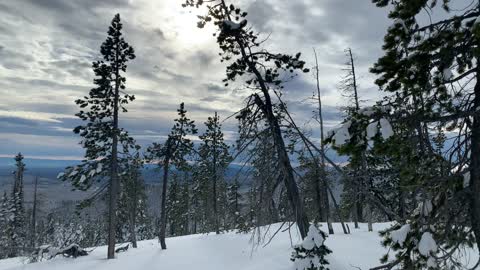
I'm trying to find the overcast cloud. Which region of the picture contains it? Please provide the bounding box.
[0,0,395,160]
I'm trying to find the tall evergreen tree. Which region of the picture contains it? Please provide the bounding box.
[146,103,197,249]
[8,153,26,257]
[198,112,232,234]
[361,1,480,268]
[30,176,39,249]
[12,153,25,204]
[59,14,136,259]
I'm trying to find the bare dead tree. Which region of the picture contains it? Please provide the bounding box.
[313,48,334,234]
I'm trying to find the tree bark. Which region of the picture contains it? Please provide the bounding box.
[353,198,359,229]
[234,180,239,226]
[31,176,38,248]
[213,112,219,234]
[314,169,324,222]
[159,140,171,250]
[357,196,364,223]
[367,203,373,232]
[107,44,121,259]
[313,49,334,234]
[257,95,309,238]
[130,173,138,248]
[325,185,349,234]
[398,190,406,221]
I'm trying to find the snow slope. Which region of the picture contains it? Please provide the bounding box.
[0,223,477,270]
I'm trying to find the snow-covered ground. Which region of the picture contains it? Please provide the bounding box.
[0,223,477,270]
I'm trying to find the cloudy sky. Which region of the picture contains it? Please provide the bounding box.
[0,0,396,160]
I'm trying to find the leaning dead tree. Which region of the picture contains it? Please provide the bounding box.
[182,0,311,238]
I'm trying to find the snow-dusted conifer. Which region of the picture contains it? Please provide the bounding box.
[368,0,480,268]
[291,224,332,270]
[58,13,136,259]
[146,103,197,249]
[6,153,27,257]
[198,112,232,234]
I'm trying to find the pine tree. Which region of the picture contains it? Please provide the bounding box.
[7,153,26,257]
[59,14,136,259]
[198,112,232,234]
[30,176,39,249]
[12,153,25,205]
[165,175,180,236]
[146,103,197,249]
[365,1,480,268]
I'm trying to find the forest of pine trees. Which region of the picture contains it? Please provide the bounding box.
[2,0,480,269]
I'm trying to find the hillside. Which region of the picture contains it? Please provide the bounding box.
[0,223,478,270]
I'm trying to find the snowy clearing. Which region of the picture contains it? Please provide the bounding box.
[1,223,477,270]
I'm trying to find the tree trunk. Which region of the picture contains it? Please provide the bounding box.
[234,181,239,227]
[323,184,334,234]
[213,112,219,234]
[353,197,359,229]
[326,185,349,234]
[314,49,334,234]
[398,190,406,221]
[351,173,360,229]
[357,195,364,223]
[247,62,309,239]
[107,50,121,259]
[269,115,309,238]
[130,175,138,248]
[470,67,480,252]
[130,214,137,248]
[314,171,324,222]
[269,198,279,223]
[366,203,373,232]
[159,141,171,250]
[185,181,190,235]
[193,196,198,234]
[31,176,38,248]
[348,48,365,226]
